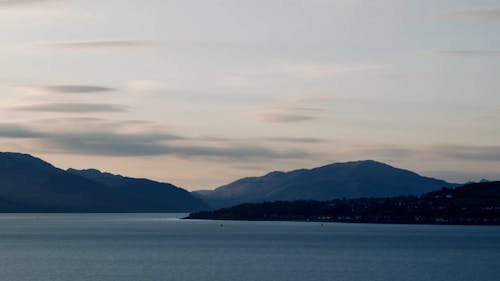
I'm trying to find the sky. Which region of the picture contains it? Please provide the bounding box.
[0,0,499,190]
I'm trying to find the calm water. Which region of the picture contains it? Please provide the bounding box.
[0,214,499,281]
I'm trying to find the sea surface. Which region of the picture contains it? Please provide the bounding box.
[0,213,499,281]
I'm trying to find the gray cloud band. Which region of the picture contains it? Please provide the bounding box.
[260,113,317,123]
[38,85,116,93]
[39,41,155,49]
[0,0,50,6]
[14,103,129,113]
[360,144,500,162]
[449,8,500,20]
[0,122,310,159]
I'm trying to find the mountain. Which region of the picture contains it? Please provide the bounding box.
[67,168,206,211]
[194,160,455,208]
[186,181,500,225]
[0,152,206,212]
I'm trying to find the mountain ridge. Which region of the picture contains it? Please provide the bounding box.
[0,152,206,212]
[0,152,463,212]
[194,160,456,208]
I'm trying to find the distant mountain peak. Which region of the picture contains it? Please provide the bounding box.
[67,168,122,178]
[0,151,59,172]
[68,167,100,174]
[322,159,394,168]
[264,171,286,177]
[1,151,53,164]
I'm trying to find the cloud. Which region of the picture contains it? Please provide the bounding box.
[47,133,310,158]
[257,95,328,123]
[436,50,500,57]
[432,145,500,162]
[124,80,181,96]
[260,112,317,123]
[217,63,383,92]
[291,96,330,103]
[355,144,417,160]
[424,170,499,184]
[0,119,311,159]
[14,103,129,113]
[355,143,500,163]
[47,140,309,158]
[0,0,50,6]
[266,63,382,79]
[28,85,116,94]
[0,124,45,138]
[448,8,500,20]
[37,40,155,49]
[165,145,309,159]
[287,107,324,112]
[199,135,326,143]
[261,137,326,143]
[48,135,174,157]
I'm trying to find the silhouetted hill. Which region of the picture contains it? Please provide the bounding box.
[186,181,500,225]
[195,160,455,208]
[67,168,206,211]
[424,181,500,205]
[0,152,206,212]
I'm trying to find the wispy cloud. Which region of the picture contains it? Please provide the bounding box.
[164,145,308,159]
[199,135,326,143]
[436,50,500,57]
[0,119,311,159]
[124,80,181,96]
[48,140,309,158]
[260,112,317,123]
[37,40,155,49]
[261,137,326,143]
[355,143,500,163]
[354,144,417,160]
[14,103,129,113]
[0,123,45,138]
[23,84,116,94]
[217,63,383,91]
[432,145,500,162]
[257,95,329,123]
[424,170,498,184]
[0,0,51,6]
[48,133,311,159]
[47,132,179,157]
[448,8,500,20]
[266,63,382,79]
[47,134,310,158]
